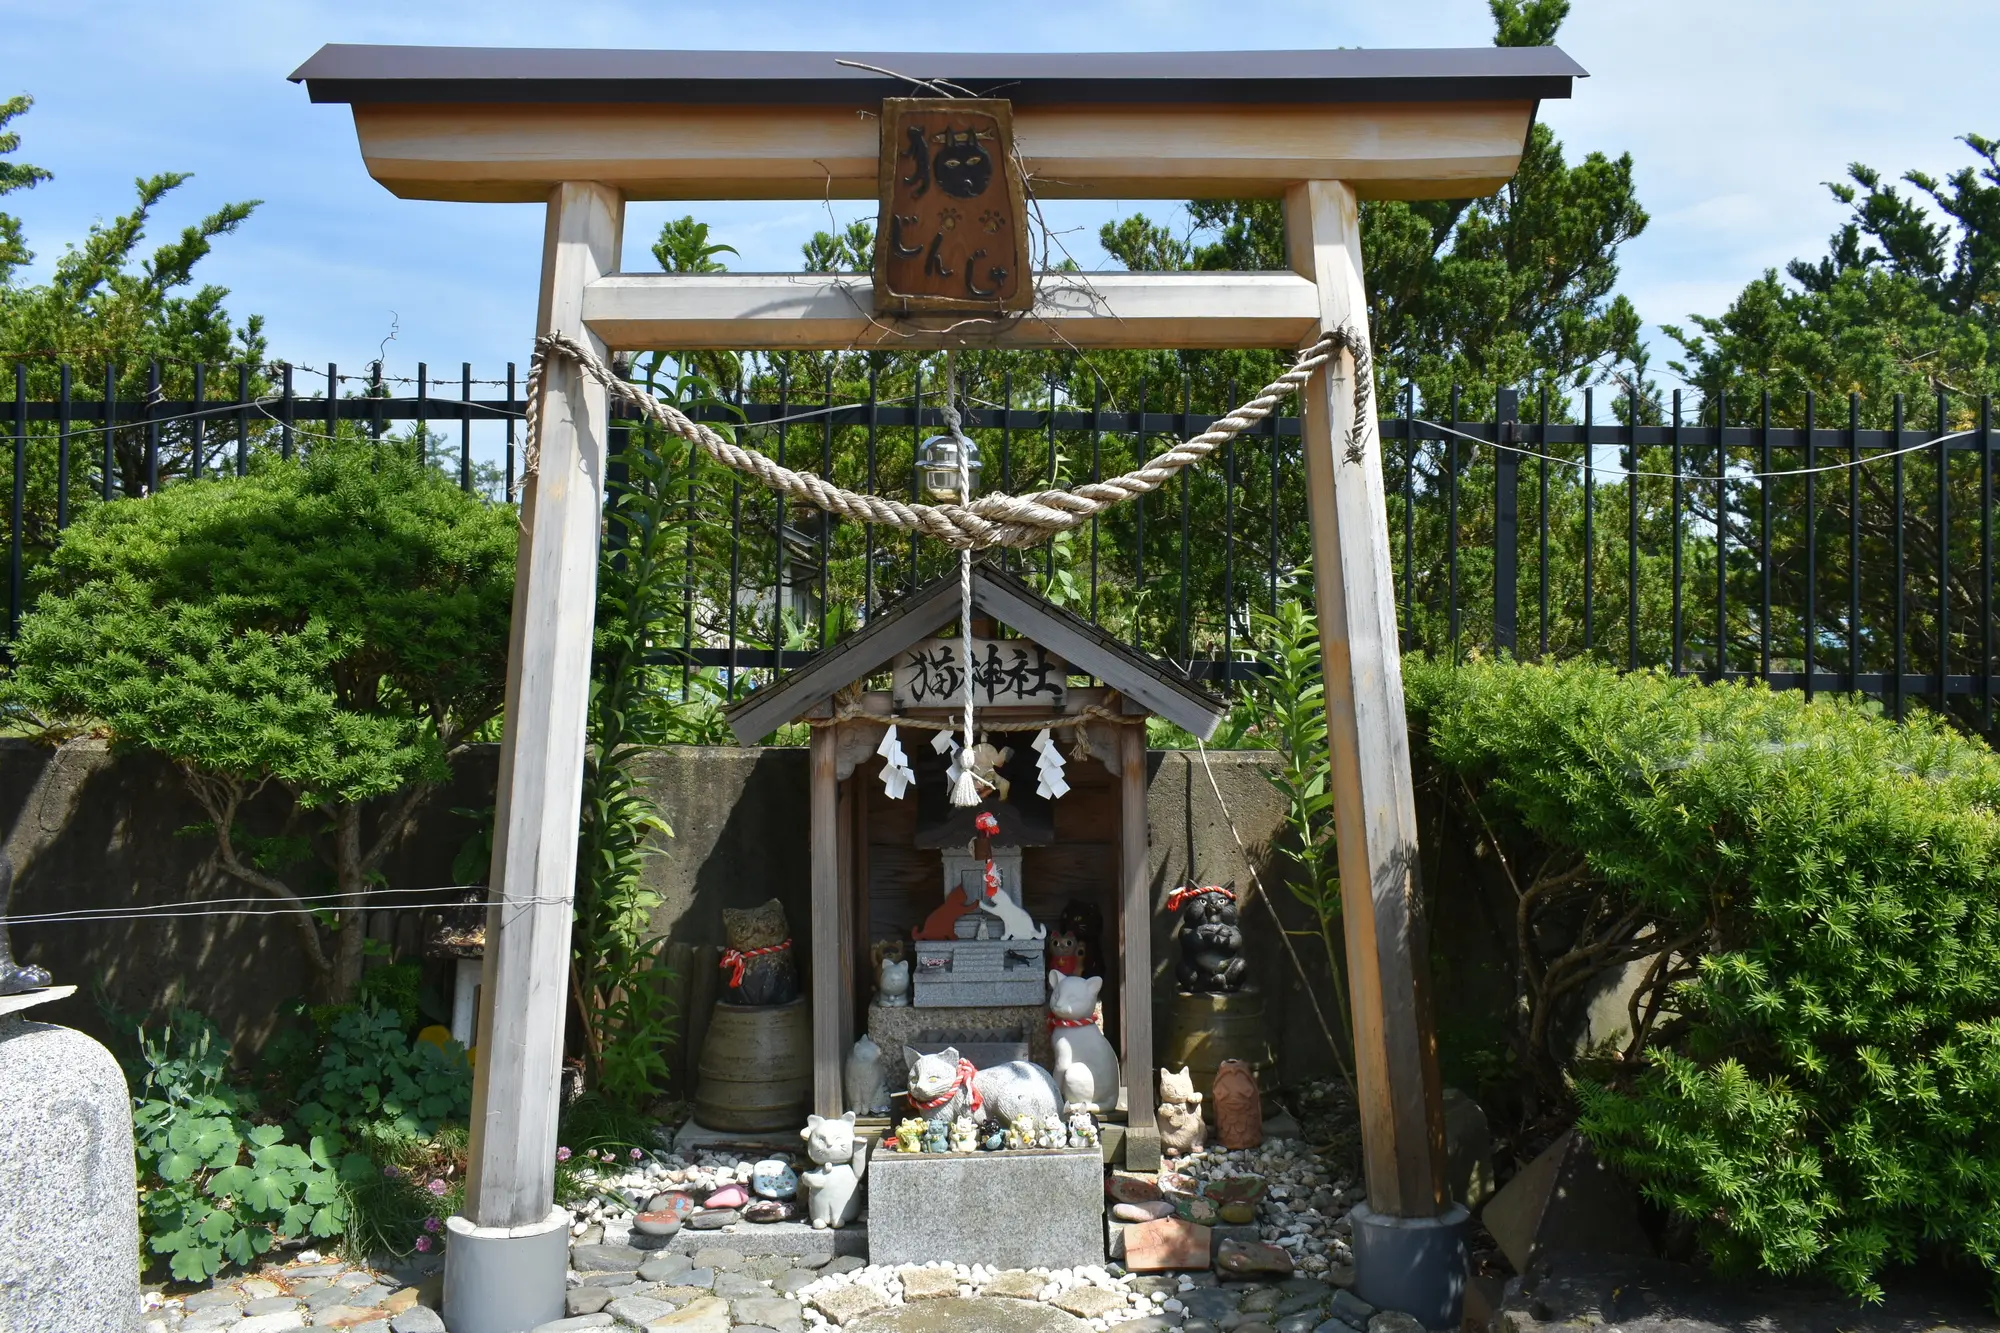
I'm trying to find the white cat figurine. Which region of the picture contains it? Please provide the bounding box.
[845,1033,889,1115]
[1048,971,1121,1112]
[799,1111,868,1229]
[977,883,1046,942]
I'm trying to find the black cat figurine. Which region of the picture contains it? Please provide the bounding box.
[1169,882,1246,993]
[0,853,51,996]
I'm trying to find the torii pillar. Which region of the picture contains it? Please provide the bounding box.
[1288,179,1466,1321]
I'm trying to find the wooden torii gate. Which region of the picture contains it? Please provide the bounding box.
[294,44,1581,1333]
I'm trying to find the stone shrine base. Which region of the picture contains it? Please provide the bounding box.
[866,1001,1052,1075]
[867,1148,1105,1270]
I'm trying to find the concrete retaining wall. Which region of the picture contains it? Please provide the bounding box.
[0,739,1499,1093]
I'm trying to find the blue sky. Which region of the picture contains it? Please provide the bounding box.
[7,0,1999,393]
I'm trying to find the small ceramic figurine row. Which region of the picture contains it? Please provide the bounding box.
[889,1046,1100,1152]
[890,1106,1098,1153]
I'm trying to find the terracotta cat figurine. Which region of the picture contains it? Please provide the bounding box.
[1210,1059,1263,1150]
[1158,1065,1206,1158]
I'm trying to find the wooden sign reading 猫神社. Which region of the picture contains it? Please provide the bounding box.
[873,98,1032,315]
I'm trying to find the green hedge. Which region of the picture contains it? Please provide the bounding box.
[1404,659,2000,1299]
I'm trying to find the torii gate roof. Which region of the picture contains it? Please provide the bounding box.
[288,44,1583,203]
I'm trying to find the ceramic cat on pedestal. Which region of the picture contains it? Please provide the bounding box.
[799,1111,867,1228]
[903,1046,1060,1129]
[1047,971,1121,1112]
[876,956,910,1007]
[720,898,799,1006]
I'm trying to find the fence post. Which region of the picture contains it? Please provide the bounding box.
[1493,388,1520,657]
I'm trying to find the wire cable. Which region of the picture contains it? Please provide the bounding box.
[1412,417,1980,484]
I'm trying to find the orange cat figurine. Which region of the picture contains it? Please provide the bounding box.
[914,886,977,941]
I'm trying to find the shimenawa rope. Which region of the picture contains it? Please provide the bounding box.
[521,327,1372,550]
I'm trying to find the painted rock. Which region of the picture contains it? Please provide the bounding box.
[751,1159,798,1200]
[1201,1175,1267,1205]
[1215,1238,1294,1279]
[632,1210,683,1237]
[1122,1217,1213,1272]
[687,1207,740,1230]
[644,1191,698,1222]
[1218,1201,1257,1225]
[742,1198,799,1224]
[1111,1201,1175,1223]
[1106,1172,1164,1205]
[704,1183,749,1209]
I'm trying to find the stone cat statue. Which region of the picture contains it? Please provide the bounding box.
[845,1033,889,1115]
[876,956,910,1007]
[1047,971,1120,1113]
[903,1046,1060,1128]
[1158,1064,1206,1158]
[799,1111,867,1229]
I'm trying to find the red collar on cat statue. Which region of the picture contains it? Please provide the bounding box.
[718,938,791,987]
[1048,1013,1096,1034]
[910,1057,983,1115]
[1165,884,1235,913]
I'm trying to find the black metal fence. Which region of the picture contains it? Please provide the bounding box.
[7,359,1997,730]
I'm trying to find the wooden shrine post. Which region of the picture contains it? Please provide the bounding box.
[1118,721,1158,1168]
[450,181,622,1332]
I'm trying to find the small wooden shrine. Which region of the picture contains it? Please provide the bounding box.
[724,561,1228,1166]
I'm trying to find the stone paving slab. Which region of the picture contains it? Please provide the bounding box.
[730,1294,805,1332]
[846,1297,1087,1333]
[657,1220,866,1262]
[643,1294,731,1330]
[529,1316,614,1333]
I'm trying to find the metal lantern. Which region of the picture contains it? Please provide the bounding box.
[918,432,982,502]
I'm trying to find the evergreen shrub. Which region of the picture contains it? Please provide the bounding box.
[1404,658,2000,1300]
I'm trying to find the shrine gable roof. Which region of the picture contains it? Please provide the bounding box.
[722,561,1228,745]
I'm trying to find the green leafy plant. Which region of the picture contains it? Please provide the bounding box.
[1239,585,1351,1046]
[128,1011,366,1282]
[567,353,746,1106]
[291,1003,472,1143]
[1405,656,2000,1301]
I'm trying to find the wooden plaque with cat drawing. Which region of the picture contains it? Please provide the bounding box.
[873,98,1033,315]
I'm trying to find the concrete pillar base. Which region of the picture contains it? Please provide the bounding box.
[1349,1201,1470,1331]
[442,1207,569,1333]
